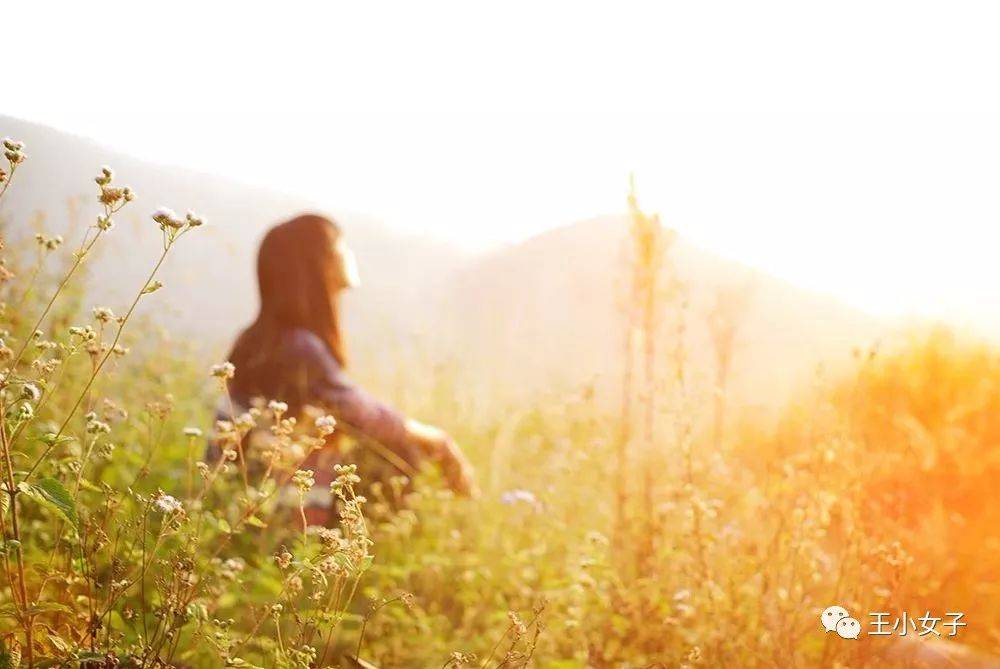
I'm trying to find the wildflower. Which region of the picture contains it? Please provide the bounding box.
[85,412,112,434]
[96,215,114,231]
[93,306,115,323]
[183,427,203,438]
[448,652,476,666]
[69,325,97,341]
[16,403,33,421]
[217,557,245,580]
[500,489,540,508]
[35,234,63,251]
[293,469,315,494]
[152,207,183,230]
[210,362,235,380]
[99,187,124,206]
[315,414,337,436]
[185,211,205,227]
[96,165,114,185]
[4,140,25,165]
[507,611,527,636]
[154,493,182,514]
[268,400,288,414]
[274,550,293,569]
[331,463,361,495]
[20,383,40,402]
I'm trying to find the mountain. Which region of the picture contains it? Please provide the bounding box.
[444,215,881,411]
[0,115,882,414]
[0,115,467,361]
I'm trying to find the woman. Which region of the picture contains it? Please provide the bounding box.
[224,214,475,521]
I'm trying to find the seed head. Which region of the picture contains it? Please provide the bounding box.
[20,383,40,402]
[293,469,315,494]
[93,306,115,323]
[154,493,183,514]
[152,207,183,230]
[99,187,124,206]
[315,414,337,436]
[210,362,235,380]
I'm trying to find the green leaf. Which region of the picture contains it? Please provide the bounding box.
[245,515,267,528]
[35,433,74,447]
[21,478,78,528]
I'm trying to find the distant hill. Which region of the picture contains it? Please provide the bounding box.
[445,215,881,411]
[0,115,882,414]
[0,115,467,361]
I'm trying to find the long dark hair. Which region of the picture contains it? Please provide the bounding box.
[228,214,347,397]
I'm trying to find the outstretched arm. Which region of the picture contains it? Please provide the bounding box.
[287,330,476,495]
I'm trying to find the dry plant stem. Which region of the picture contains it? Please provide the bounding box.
[0,163,19,203]
[616,309,634,546]
[0,491,19,614]
[13,249,46,315]
[223,385,250,491]
[25,243,171,481]
[7,217,114,374]
[318,573,364,665]
[355,595,403,662]
[0,398,34,666]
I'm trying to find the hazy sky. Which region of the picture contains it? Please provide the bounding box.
[5,1,1000,335]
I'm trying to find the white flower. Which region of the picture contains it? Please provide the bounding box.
[268,400,288,414]
[183,427,203,437]
[315,415,337,436]
[152,206,177,220]
[154,493,183,514]
[152,207,183,230]
[20,383,40,402]
[93,307,115,323]
[500,489,540,510]
[185,211,205,227]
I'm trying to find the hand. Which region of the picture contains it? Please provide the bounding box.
[436,435,478,498]
[405,419,478,497]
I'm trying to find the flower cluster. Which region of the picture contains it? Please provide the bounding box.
[152,207,205,247]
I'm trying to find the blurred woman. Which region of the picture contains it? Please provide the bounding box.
[223,214,475,523]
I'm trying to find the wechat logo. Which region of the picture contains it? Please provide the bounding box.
[822,605,861,639]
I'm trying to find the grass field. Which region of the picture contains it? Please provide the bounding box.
[0,138,997,667]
